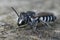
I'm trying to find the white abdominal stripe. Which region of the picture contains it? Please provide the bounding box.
[39,15,56,22]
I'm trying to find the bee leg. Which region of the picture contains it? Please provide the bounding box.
[32,26,39,34]
[32,26,36,31]
[29,23,37,33]
[40,20,52,29]
[44,22,52,29]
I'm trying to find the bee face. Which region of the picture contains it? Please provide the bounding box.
[17,12,27,26]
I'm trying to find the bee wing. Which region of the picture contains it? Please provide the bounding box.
[37,12,54,17]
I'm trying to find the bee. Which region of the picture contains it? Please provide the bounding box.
[11,7,57,31]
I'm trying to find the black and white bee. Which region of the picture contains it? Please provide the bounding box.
[11,7,57,31]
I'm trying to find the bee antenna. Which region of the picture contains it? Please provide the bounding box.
[11,7,19,17]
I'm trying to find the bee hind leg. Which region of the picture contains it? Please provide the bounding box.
[40,20,52,29]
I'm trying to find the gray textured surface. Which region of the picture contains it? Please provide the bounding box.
[0,0,60,40]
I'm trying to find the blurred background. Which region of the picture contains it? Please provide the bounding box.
[0,0,60,40]
[0,0,60,23]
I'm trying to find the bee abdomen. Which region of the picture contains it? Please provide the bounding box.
[39,15,56,22]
